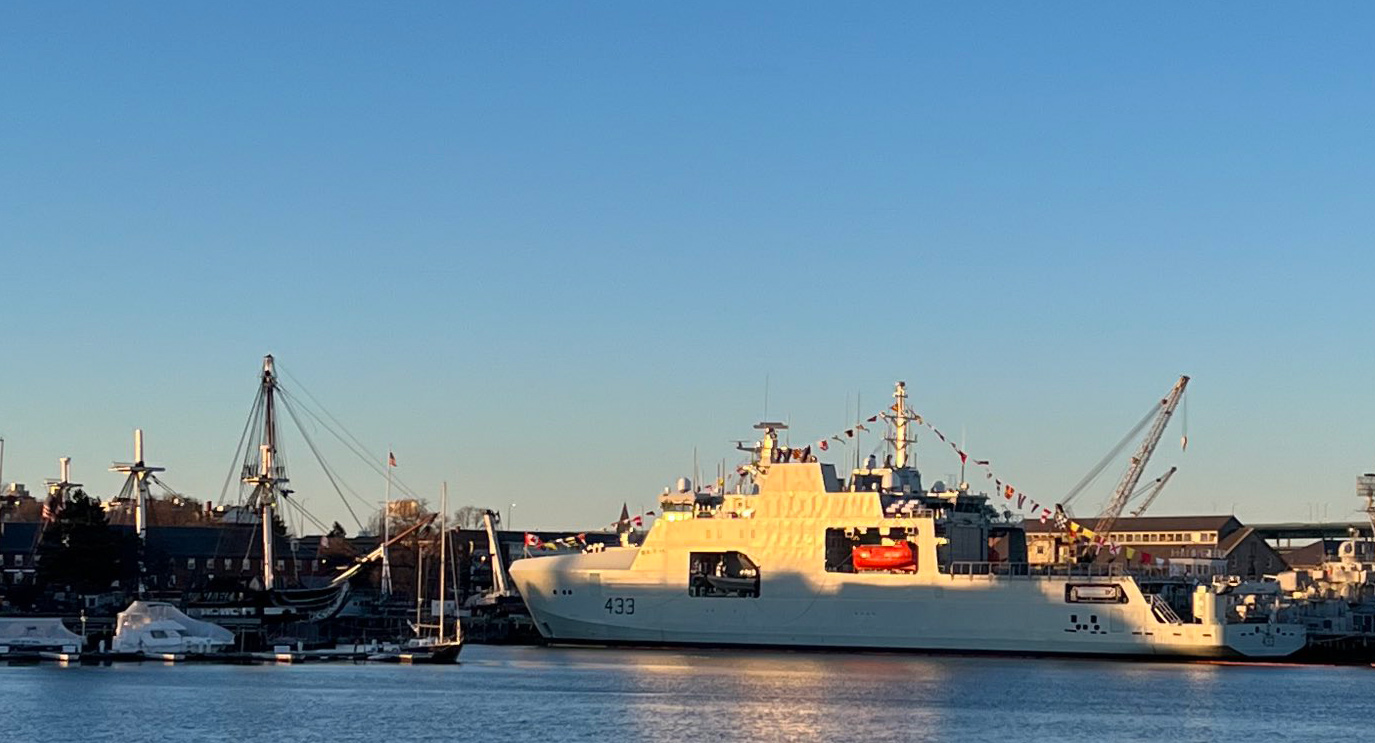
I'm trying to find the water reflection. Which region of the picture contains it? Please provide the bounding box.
[2,647,1374,743]
[619,651,952,742]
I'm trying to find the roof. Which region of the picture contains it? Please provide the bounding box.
[1279,539,1342,569]
[1023,514,1242,535]
[2,520,324,561]
[1216,526,1256,553]
[141,525,322,560]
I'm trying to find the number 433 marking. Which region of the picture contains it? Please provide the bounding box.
[604,597,635,615]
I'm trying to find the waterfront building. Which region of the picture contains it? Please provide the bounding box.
[1023,515,1288,577]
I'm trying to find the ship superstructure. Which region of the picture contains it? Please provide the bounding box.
[510,382,1305,659]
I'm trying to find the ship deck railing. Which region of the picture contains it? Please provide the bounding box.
[944,561,1170,580]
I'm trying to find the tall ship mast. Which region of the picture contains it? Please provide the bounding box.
[183,355,352,633]
[510,381,1306,660]
[242,354,287,592]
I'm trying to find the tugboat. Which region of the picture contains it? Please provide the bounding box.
[511,381,1307,660]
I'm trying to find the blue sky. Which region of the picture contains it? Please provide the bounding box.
[2,3,1373,532]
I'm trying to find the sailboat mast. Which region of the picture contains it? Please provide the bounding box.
[439,481,447,643]
[415,531,424,630]
[382,450,394,596]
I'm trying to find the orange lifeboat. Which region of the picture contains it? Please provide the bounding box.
[852,542,917,572]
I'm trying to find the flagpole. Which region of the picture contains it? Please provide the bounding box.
[959,427,967,487]
[854,391,862,473]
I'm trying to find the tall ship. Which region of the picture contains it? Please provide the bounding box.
[182,355,351,629]
[510,382,1306,659]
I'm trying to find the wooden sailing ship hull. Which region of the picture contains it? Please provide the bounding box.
[184,583,350,628]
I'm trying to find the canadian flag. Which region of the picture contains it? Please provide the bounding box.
[524,533,542,547]
[631,515,644,527]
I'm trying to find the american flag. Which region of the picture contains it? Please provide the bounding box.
[387,451,397,467]
[41,494,60,523]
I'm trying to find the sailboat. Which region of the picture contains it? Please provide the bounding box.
[369,483,464,664]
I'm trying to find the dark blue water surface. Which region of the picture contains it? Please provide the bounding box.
[2,646,1372,742]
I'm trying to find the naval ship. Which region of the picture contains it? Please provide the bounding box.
[510,383,1306,659]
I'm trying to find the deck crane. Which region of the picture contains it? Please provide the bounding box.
[1129,466,1178,518]
[1075,375,1189,561]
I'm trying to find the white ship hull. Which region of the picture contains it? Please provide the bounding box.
[512,385,1306,662]
[511,550,1304,659]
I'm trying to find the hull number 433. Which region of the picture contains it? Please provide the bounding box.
[605,597,635,615]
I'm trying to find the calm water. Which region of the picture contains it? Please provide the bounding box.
[2,646,1372,742]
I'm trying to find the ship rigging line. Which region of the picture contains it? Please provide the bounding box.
[277,492,330,534]
[1059,403,1157,512]
[276,391,367,532]
[276,362,425,501]
[275,387,390,511]
[215,386,265,507]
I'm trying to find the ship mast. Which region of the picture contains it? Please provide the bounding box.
[111,430,163,596]
[1359,473,1375,539]
[893,381,911,469]
[243,355,290,591]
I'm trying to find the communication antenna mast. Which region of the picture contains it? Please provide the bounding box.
[883,381,916,468]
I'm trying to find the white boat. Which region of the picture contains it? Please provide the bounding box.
[111,600,234,658]
[0,618,82,659]
[510,382,1307,660]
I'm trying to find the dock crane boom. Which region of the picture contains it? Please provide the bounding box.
[1129,466,1178,518]
[1088,375,1189,554]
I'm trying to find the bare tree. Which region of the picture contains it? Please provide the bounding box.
[367,498,433,537]
[452,506,486,529]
